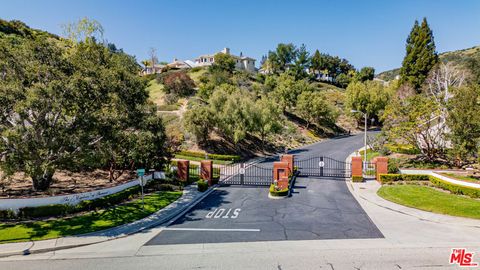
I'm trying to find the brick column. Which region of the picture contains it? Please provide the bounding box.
[281,154,294,174]
[375,157,388,182]
[351,156,363,178]
[273,161,291,190]
[177,160,190,182]
[200,160,213,186]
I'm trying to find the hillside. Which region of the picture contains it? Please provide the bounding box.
[376,45,480,81]
[147,68,358,158]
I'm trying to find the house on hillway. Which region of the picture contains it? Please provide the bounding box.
[195,48,256,72]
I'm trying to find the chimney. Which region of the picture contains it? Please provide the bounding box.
[222,47,230,55]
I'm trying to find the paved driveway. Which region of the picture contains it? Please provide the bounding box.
[146,134,383,245]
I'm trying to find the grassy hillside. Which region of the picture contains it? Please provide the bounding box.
[147,67,357,158]
[376,45,480,81]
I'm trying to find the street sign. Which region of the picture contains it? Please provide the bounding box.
[318,161,325,167]
[136,168,145,177]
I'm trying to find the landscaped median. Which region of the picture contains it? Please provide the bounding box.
[0,182,182,244]
[269,171,298,199]
[377,173,480,219]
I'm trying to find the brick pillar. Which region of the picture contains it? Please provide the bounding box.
[351,156,363,177]
[375,157,388,182]
[273,161,291,190]
[281,154,294,174]
[200,160,213,186]
[177,160,190,182]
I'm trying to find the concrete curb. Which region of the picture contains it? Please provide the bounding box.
[344,148,480,229]
[0,185,216,258]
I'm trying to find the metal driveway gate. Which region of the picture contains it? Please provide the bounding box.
[219,163,273,186]
[296,156,351,178]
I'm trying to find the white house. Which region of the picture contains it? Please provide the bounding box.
[195,48,256,72]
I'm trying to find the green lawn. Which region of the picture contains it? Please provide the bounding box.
[146,79,165,106]
[157,103,180,111]
[378,185,480,219]
[441,173,480,184]
[174,154,233,165]
[0,191,182,243]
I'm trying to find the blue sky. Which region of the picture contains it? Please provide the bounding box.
[1,0,479,72]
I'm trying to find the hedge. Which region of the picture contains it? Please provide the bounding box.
[352,176,364,182]
[378,174,430,184]
[177,151,241,162]
[379,174,480,199]
[12,180,165,220]
[269,184,289,197]
[430,176,480,199]
[197,179,209,192]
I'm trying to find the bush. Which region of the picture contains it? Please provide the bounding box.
[386,144,420,155]
[16,182,162,219]
[0,209,16,220]
[352,175,364,182]
[197,179,209,192]
[379,174,430,184]
[177,151,241,162]
[430,176,480,199]
[18,204,76,219]
[388,158,401,173]
[269,184,289,197]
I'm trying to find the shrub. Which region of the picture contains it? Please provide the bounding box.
[197,179,209,192]
[0,209,16,220]
[17,182,162,219]
[386,144,420,155]
[388,158,401,173]
[18,204,76,219]
[177,151,241,162]
[269,184,289,197]
[378,174,430,184]
[352,175,364,182]
[430,176,480,199]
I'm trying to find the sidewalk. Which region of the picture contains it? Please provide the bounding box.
[0,184,215,258]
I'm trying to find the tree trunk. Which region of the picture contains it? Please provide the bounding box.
[31,172,54,191]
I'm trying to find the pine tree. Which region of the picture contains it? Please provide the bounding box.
[400,18,438,92]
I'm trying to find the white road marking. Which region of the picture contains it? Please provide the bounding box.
[160,227,260,232]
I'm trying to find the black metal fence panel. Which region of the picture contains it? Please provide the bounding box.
[296,156,351,177]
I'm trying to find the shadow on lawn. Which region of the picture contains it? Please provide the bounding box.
[0,192,182,243]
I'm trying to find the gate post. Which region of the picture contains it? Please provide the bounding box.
[240,163,245,185]
[281,154,294,174]
[375,157,388,182]
[177,160,190,182]
[273,161,290,189]
[201,160,213,186]
[351,156,363,179]
[320,156,324,177]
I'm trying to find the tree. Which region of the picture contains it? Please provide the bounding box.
[0,23,165,191]
[400,18,438,92]
[62,17,104,42]
[345,80,394,124]
[148,47,158,69]
[273,73,309,112]
[275,43,297,71]
[183,103,214,144]
[447,85,480,165]
[296,91,337,129]
[212,52,236,73]
[252,97,283,150]
[382,94,445,161]
[335,73,351,88]
[356,67,375,82]
[291,44,310,79]
[159,71,195,97]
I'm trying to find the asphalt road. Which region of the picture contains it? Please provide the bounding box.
[146,133,383,245]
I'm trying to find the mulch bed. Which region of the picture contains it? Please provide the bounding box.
[0,169,137,199]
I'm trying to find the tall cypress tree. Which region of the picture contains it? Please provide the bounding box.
[400,18,438,92]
